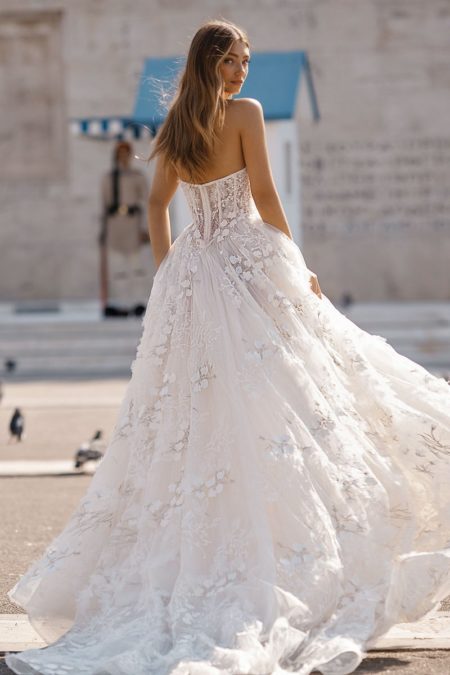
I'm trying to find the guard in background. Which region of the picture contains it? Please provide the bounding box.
[99,140,155,318]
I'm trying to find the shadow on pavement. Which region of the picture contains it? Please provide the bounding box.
[0,659,14,674]
[0,652,434,675]
[355,652,410,671]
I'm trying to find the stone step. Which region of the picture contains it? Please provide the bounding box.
[0,303,449,379]
[1,352,448,381]
[1,325,449,346]
[344,302,450,327]
[1,301,449,325]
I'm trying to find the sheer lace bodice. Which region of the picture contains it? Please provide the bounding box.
[180,167,257,244]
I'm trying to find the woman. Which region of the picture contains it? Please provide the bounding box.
[6,19,450,675]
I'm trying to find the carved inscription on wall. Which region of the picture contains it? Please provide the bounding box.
[0,11,65,180]
[300,137,450,236]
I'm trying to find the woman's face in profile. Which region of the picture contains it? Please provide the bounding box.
[219,40,250,99]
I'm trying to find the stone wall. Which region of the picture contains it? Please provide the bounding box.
[0,0,449,302]
[297,0,450,300]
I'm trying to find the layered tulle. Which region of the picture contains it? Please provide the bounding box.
[6,168,450,675]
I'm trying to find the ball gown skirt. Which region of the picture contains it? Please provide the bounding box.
[5,167,450,675]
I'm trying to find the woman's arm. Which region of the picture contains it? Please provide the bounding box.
[239,99,322,299]
[147,153,179,269]
[239,98,292,239]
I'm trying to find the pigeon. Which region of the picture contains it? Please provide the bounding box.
[341,292,354,308]
[4,359,16,374]
[74,430,106,469]
[9,408,24,442]
[103,305,129,318]
[132,304,146,317]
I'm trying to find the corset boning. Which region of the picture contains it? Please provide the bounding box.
[181,168,257,244]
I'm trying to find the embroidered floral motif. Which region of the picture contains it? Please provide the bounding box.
[266,433,299,458]
[218,270,242,308]
[245,338,279,362]
[278,543,318,572]
[115,397,134,439]
[146,306,177,366]
[191,362,216,392]
[212,216,234,242]
[419,424,450,459]
[180,277,192,296]
[268,289,291,308]
[311,402,337,434]
[157,426,190,463]
[187,466,233,499]
[146,470,185,527]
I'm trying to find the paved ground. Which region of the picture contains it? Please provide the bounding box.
[1,474,92,615]
[1,651,450,673]
[0,379,126,615]
[0,379,127,461]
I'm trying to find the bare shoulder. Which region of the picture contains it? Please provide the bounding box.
[226,98,264,128]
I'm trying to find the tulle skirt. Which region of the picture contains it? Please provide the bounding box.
[6,213,450,674]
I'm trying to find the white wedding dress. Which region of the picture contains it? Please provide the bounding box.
[6,166,450,675]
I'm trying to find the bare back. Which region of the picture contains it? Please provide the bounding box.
[148,97,294,262]
[176,99,246,185]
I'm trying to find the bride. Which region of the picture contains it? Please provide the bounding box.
[6,18,450,675]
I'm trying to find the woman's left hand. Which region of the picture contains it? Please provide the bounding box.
[309,272,322,299]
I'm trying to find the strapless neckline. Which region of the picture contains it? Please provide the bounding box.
[179,166,247,187]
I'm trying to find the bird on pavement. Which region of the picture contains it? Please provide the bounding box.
[74,430,106,469]
[4,358,17,373]
[9,408,24,442]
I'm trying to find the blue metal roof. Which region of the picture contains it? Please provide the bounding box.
[134,51,319,131]
[70,51,319,140]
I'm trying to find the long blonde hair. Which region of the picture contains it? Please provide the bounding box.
[147,19,249,183]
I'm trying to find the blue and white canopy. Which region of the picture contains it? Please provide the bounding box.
[70,51,320,140]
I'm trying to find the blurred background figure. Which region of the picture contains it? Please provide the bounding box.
[99,140,151,318]
[9,408,24,442]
